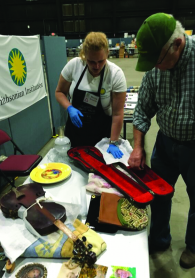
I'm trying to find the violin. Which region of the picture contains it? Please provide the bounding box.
[0,183,97,267]
[0,183,66,235]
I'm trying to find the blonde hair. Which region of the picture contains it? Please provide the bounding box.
[79,32,109,60]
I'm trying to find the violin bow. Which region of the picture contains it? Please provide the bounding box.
[34,203,96,267]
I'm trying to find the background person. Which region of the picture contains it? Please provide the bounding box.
[129,38,136,55]
[128,13,195,269]
[130,38,136,47]
[55,32,127,158]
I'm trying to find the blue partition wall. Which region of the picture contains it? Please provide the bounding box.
[108,38,120,47]
[9,98,52,153]
[121,38,131,45]
[42,36,68,134]
[0,98,52,155]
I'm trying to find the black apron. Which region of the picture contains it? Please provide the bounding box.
[65,65,112,147]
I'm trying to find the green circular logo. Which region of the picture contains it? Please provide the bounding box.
[100,88,106,95]
[8,48,27,86]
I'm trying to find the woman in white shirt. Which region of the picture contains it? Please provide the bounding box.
[55,32,127,158]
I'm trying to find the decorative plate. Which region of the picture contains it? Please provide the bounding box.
[30,163,72,184]
[15,263,47,278]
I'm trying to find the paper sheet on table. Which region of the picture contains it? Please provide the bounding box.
[95,138,133,166]
[85,173,124,196]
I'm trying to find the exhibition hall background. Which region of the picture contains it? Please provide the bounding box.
[1,0,195,39]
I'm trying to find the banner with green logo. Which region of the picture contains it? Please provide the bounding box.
[0,35,47,120]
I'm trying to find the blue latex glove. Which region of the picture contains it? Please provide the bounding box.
[67,105,84,128]
[107,144,124,159]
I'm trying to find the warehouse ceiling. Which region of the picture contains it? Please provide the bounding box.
[0,0,194,38]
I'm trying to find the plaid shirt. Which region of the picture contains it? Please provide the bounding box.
[133,35,195,141]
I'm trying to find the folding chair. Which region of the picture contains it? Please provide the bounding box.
[0,129,42,187]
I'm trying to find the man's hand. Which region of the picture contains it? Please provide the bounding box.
[128,146,146,169]
[107,144,124,159]
[67,105,83,128]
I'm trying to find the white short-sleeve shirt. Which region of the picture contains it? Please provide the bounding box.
[61,57,127,115]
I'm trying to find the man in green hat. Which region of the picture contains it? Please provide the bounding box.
[128,12,195,269]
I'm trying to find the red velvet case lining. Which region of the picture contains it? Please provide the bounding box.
[126,165,174,195]
[67,146,174,206]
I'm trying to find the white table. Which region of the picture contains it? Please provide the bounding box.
[2,152,150,278]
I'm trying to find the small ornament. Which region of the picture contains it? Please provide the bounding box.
[15,263,47,278]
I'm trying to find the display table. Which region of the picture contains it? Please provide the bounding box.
[2,152,150,278]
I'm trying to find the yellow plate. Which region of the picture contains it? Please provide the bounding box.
[30,163,72,184]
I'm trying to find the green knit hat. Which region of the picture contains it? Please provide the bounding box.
[136,13,176,71]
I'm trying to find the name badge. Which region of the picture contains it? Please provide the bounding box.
[83,92,99,107]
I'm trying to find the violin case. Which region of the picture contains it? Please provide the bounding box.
[67,146,174,206]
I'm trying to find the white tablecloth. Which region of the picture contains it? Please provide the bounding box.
[2,152,150,278]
